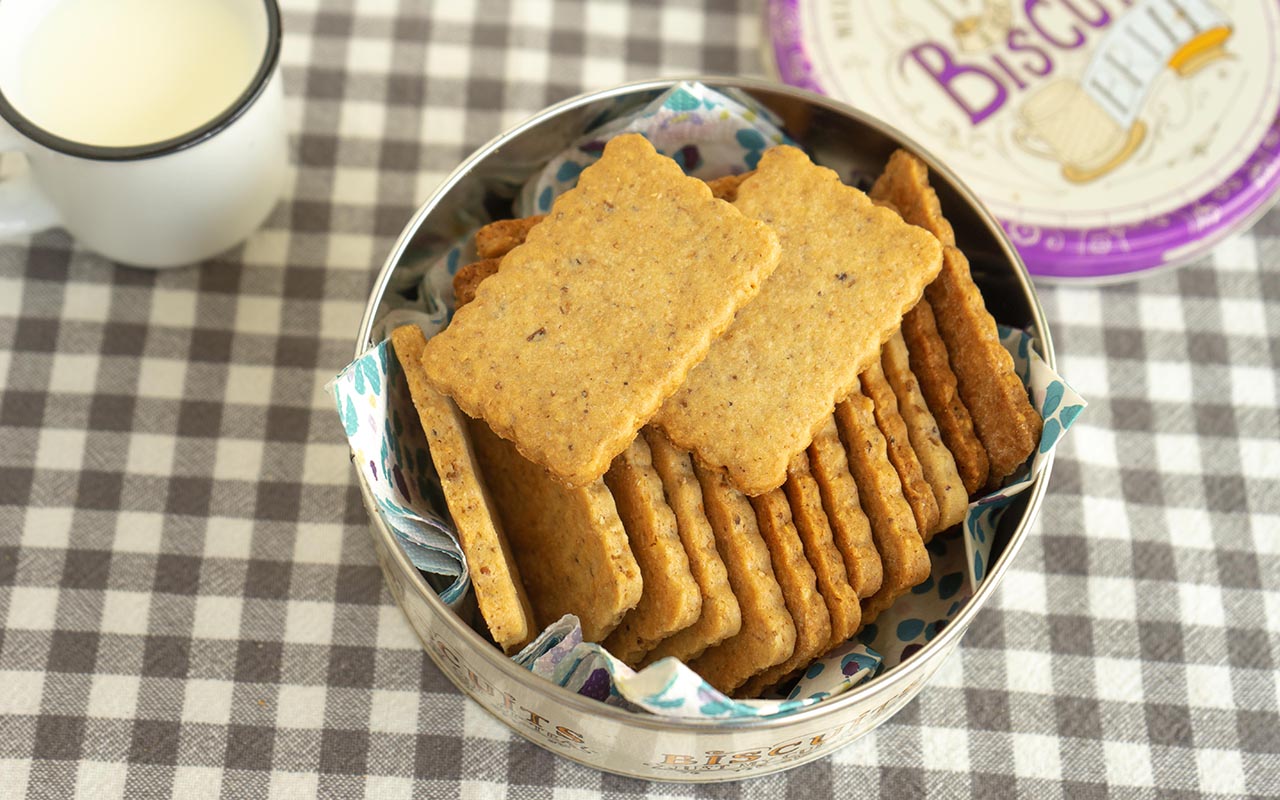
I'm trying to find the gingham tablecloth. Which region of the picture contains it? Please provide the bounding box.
[1,2,1277,797]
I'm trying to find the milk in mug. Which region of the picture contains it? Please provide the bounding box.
[15,0,261,147]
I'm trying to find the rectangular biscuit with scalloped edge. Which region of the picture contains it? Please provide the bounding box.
[654,145,942,496]
[423,133,781,490]
[736,488,830,698]
[807,416,883,599]
[834,380,930,626]
[784,452,861,653]
[871,149,1040,484]
[881,331,968,537]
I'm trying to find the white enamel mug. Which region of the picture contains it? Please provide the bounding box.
[0,0,288,268]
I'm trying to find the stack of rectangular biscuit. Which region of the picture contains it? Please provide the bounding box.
[391,135,1041,697]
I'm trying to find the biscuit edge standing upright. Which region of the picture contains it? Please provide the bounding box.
[860,358,940,537]
[686,466,795,695]
[388,324,537,653]
[468,420,642,643]
[807,416,884,599]
[834,381,931,626]
[601,435,702,667]
[900,299,990,494]
[871,151,990,495]
[736,489,831,699]
[927,246,1043,482]
[639,428,742,667]
[784,453,862,652]
[882,331,968,536]
[871,148,1040,485]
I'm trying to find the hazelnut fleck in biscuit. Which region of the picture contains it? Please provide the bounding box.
[736,489,831,698]
[468,420,641,643]
[882,332,968,537]
[602,436,702,667]
[639,428,741,667]
[834,380,930,627]
[656,145,943,496]
[390,325,536,653]
[860,358,940,537]
[784,453,861,652]
[424,133,782,489]
[686,466,795,695]
[807,416,883,598]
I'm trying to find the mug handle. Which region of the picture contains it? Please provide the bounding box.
[0,122,60,239]
[1012,126,1059,163]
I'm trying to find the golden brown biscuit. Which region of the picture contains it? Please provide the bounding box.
[871,149,1040,484]
[704,171,753,203]
[639,428,742,666]
[475,216,545,259]
[390,325,537,653]
[784,453,861,652]
[656,145,943,496]
[834,381,930,626]
[686,467,795,695]
[882,332,968,537]
[471,173,756,262]
[602,436,702,667]
[468,420,641,642]
[452,259,500,309]
[928,246,1043,483]
[869,149,956,246]
[424,133,781,489]
[860,358,940,537]
[900,299,989,494]
[807,416,882,598]
[736,489,831,698]
[870,152,988,494]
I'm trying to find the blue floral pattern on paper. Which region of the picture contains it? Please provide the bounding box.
[329,341,469,604]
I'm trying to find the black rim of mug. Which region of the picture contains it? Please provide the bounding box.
[0,0,282,162]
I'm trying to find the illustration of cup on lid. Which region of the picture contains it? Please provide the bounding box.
[1012,0,1232,183]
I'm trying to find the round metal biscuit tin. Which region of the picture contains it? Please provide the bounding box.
[354,77,1056,781]
[766,0,1280,281]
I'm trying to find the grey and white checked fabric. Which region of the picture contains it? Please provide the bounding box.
[1,1,1277,797]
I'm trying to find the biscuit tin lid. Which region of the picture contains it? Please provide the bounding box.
[767,0,1280,281]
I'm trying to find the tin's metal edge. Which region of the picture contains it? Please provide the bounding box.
[352,76,1057,734]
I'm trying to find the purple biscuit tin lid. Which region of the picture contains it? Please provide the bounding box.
[767,0,1280,281]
